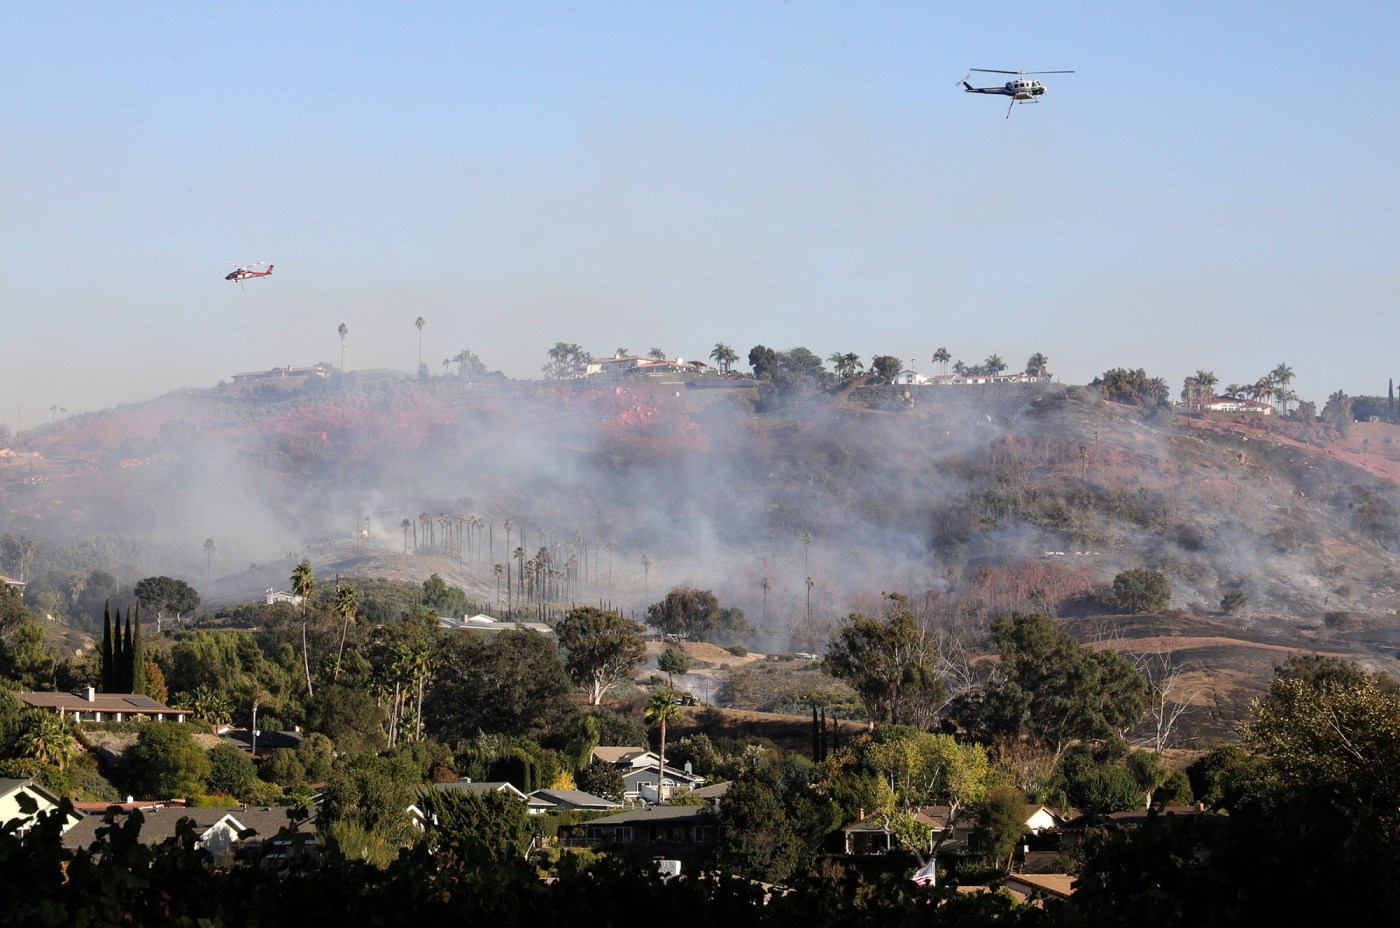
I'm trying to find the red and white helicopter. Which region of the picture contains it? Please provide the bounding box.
[961,69,1074,118]
[224,261,274,287]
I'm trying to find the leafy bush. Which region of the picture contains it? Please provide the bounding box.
[1112,569,1171,614]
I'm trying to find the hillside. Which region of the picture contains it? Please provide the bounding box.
[2,374,1398,746]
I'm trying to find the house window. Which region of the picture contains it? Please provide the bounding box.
[615,827,632,844]
[693,826,712,843]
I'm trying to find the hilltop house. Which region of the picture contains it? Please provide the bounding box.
[1205,395,1273,415]
[17,688,191,723]
[589,747,704,802]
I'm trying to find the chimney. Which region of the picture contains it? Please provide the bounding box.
[82,686,96,702]
[857,807,865,822]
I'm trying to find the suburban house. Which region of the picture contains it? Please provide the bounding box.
[264,589,303,606]
[220,727,304,757]
[432,779,528,800]
[437,614,555,637]
[924,372,1049,386]
[409,779,532,829]
[0,778,81,834]
[572,804,720,850]
[17,688,191,723]
[62,806,317,860]
[525,788,622,815]
[896,369,930,385]
[0,573,24,590]
[588,747,704,802]
[231,366,329,385]
[844,804,1063,857]
[1204,394,1273,415]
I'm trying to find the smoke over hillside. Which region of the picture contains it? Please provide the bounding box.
[3,375,1398,655]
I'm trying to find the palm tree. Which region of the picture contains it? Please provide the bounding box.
[985,354,1006,374]
[401,518,412,554]
[710,343,738,374]
[338,323,348,371]
[333,580,358,682]
[641,554,653,598]
[19,712,75,771]
[1270,362,1295,413]
[647,347,666,360]
[1025,353,1049,378]
[644,690,685,802]
[760,576,771,626]
[203,538,215,582]
[932,347,951,375]
[291,560,317,697]
[415,317,426,368]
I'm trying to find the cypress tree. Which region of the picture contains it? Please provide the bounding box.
[101,601,114,692]
[129,602,146,696]
[112,607,126,691]
[121,611,134,692]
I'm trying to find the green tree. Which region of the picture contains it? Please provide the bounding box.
[426,629,576,742]
[868,355,902,384]
[954,612,1148,757]
[205,742,257,798]
[657,647,693,688]
[823,594,945,729]
[646,587,726,642]
[416,785,531,860]
[718,758,837,883]
[125,723,212,799]
[1112,569,1171,614]
[556,607,647,706]
[975,784,1028,873]
[576,758,626,801]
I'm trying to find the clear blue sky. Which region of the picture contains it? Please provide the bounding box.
[3,2,1396,432]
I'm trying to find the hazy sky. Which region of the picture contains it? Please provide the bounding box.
[3,2,1396,432]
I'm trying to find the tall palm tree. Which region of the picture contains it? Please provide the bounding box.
[401,518,412,554]
[203,538,215,582]
[932,347,951,375]
[333,580,358,682]
[415,317,426,368]
[641,554,653,599]
[291,560,317,697]
[1270,362,1295,413]
[338,323,348,371]
[1025,353,1049,377]
[645,690,685,802]
[985,354,1006,374]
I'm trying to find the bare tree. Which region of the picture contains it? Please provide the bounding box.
[1130,650,1201,753]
